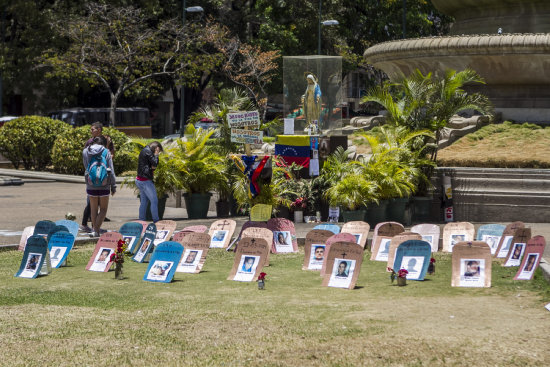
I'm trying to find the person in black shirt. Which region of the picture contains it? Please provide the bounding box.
[135,142,163,222]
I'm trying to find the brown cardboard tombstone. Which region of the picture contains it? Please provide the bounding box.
[370,222,404,261]
[209,219,237,249]
[341,221,370,249]
[153,220,177,246]
[175,232,211,274]
[86,232,122,272]
[410,223,441,253]
[495,221,525,258]
[231,221,269,251]
[18,226,35,251]
[387,232,423,270]
[132,220,149,235]
[320,233,358,276]
[503,228,532,267]
[322,242,364,290]
[514,235,546,280]
[303,229,334,271]
[268,218,297,253]
[241,227,274,266]
[452,241,492,287]
[442,222,475,253]
[227,237,269,282]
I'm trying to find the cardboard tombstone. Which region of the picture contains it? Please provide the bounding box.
[452,241,492,287]
[322,242,364,289]
[209,219,237,249]
[119,222,143,254]
[48,231,75,268]
[229,221,268,251]
[386,232,423,270]
[314,224,341,235]
[268,218,298,253]
[144,241,184,283]
[341,221,370,249]
[250,204,272,222]
[86,232,122,272]
[132,220,149,235]
[47,225,69,244]
[370,222,405,261]
[132,223,157,263]
[503,228,531,267]
[33,220,55,238]
[15,235,50,278]
[303,229,334,271]
[153,220,177,246]
[514,235,546,280]
[410,223,440,253]
[55,220,79,239]
[241,227,274,266]
[496,221,525,258]
[476,224,506,255]
[442,222,475,253]
[320,233,358,276]
[181,225,208,233]
[18,226,35,251]
[228,237,269,282]
[175,232,211,273]
[393,240,432,281]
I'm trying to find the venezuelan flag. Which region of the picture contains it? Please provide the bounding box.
[275,135,312,168]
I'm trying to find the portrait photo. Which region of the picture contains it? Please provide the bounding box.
[498,236,513,257]
[517,254,539,280]
[177,249,203,273]
[308,244,325,270]
[20,253,42,278]
[421,235,434,250]
[511,243,525,260]
[353,234,362,245]
[450,233,466,249]
[273,231,292,252]
[146,260,174,281]
[210,230,228,248]
[155,230,169,241]
[234,255,260,282]
[49,246,67,268]
[375,238,391,261]
[134,238,152,262]
[123,236,136,251]
[481,235,501,254]
[328,258,356,288]
[459,258,485,287]
[400,256,425,280]
[89,247,113,272]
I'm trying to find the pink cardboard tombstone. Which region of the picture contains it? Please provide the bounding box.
[241,227,273,266]
[514,235,546,280]
[452,241,492,287]
[230,221,269,251]
[132,220,149,235]
[386,232,423,270]
[209,219,237,249]
[341,221,370,249]
[320,233,358,276]
[182,225,208,233]
[86,232,122,272]
[322,242,364,290]
[370,222,404,261]
[227,237,269,282]
[268,218,297,253]
[495,221,525,258]
[442,222,475,253]
[18,226,35,251]
[153,220,177,246]
[303,229,334,271]
[503,228,531,267]
[175,232,211,274]
[411,223,441,253]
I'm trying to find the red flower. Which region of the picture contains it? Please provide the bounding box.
[110,253,116,262]
[387,267,394,273]
[257,272,266,281]
[430,257,436,263]
[397,269,408,278]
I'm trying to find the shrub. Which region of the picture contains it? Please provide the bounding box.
[0,116,71,170]
[52,126,137,175]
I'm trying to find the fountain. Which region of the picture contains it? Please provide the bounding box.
[364,0,550,122]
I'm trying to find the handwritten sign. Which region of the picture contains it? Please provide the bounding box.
[230,128,263,144]
[227,110,261,128]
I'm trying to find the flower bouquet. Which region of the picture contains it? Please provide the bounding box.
[257,272,266,290]
[428,257,436,275]
[387,267,408,286]
[111,239,127,280]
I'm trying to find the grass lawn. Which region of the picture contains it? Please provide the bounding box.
[1,244,549,366]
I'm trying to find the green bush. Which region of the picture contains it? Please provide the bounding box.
[0,116,71,170]
[52,126,137,175]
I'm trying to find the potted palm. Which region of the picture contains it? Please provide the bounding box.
[325,172,378,222]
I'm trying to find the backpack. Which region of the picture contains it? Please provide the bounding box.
[86,149,109,187]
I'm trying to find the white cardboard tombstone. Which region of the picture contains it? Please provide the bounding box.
[241,227,273,267]
[268,218,297,253]
[341,221,370,249]
[322,242,364,290]
[452,241,492,288]
[18,226,35,252]
[514,235,546,280]
[228,237,269,282]
[495,221,525,258]
[86,232,122,272]
[370,222,404,261]
[209,219,237,249]
[410,223,440,253]
[503,228,531,267]
[442,222,475,253]
[386,232,423,270]
[175,232,211,274]
[153,220,177,246]
[303,229,334,271]
[320,233,358,277]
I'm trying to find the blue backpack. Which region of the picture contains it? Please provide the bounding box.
[87,149,109,187]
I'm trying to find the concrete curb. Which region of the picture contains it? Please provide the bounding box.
[0,168,125,184]
[0,176,24,186]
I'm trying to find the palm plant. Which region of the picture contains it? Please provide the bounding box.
[325,173,379,211]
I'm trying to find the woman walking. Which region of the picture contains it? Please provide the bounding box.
[135,141,163,222]
[82,136,117,237]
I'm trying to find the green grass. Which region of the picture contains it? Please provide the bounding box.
[1,245,549,366]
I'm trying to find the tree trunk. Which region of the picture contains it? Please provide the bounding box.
[109,93,117,127]
[171,85,181,132]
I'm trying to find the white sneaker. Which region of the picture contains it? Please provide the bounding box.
[89,231,98,238]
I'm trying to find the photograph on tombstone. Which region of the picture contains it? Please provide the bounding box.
[176,249,203,273]
[49,247,67,268]
[375,238,391,261]
[123,235,136,251]
[234,255,260,281]
[155,230,169,243]
[146,261,174,281]
[328,259,355,288]
[273,231,293,253]
[133,238,153,262]
[210,230,228,248]
[308,244,326,270]
[400,256,424,280]
[516,253,538,280]
[459,259,485,287]
[497,236,514,258]
[19,253,42,278]
[450,233,466,251]
[89,248,113,272]
[353,234,362,245]
[421,235,434,250]
[482,234,501,255]
[504,243,525,266]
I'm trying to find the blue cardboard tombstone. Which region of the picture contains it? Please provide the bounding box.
[33,220,55,237]
[476,224,505,255]
[15,235,49,278]
[48,231,75,268]
[143,241,184,283]
[47,225,69,244]
[132,223,157,263]
[55,220,79,239]
[119,222,144,254]
[314,224,341,235]
[393,240,432,281]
